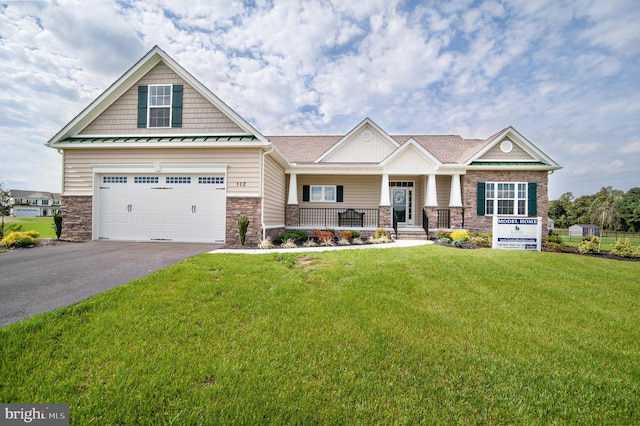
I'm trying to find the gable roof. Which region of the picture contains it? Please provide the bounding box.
[10,190,60,199]
[267,125,560,170]
[47,46,267,147]
[466,126,560,167]
[315,118,400,163]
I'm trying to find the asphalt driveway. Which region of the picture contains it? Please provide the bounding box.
[0,241,220,327]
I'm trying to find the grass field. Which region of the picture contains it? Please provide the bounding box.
[1,245,639,424]
[2,216,56,238]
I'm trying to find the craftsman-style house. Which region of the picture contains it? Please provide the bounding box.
[47,46,561,245]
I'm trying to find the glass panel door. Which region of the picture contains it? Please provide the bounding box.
[392,188,407,223]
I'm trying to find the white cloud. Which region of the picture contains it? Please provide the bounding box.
[0,0,638,198]
[619,140,640,154]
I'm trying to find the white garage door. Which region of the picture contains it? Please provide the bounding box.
[96,174,226,243]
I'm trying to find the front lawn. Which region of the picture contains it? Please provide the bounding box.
[2,216,56,238]
[1,245,639,424]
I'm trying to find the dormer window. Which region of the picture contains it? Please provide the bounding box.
[137,84,183,129]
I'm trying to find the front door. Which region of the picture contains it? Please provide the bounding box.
[391,184,414,225]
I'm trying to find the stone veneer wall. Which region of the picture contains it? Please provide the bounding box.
[285,204,299,227]
[424,206,464,231]
[462,170,549,233]
[226,197,262,246]
[379,205,392,228]
[61,196,93,241]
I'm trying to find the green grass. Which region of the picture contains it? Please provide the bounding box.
[2,216,56,238]
[2,246,639,424]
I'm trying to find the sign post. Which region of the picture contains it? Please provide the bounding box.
[492,216,542,251]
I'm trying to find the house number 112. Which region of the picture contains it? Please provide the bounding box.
[236,182,246,187]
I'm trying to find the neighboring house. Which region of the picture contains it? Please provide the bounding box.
[46,46,561,245]
[569,224,601,237]
[9,190,61,217]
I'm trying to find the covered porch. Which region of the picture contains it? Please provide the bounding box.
[284,173,465,236]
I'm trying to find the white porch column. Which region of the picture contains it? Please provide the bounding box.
[426,174,438,207]
[449,174,462,207]
[380,174,390,206]
[287,173,298,204]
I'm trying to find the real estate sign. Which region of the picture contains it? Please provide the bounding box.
[492,216,542,251]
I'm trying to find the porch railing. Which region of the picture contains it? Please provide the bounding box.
[298,208,379,228]
[437,209,450,228]
[392,209,398,239]
[423,210,429,235]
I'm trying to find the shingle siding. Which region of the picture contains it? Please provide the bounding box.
[80,62,244,135]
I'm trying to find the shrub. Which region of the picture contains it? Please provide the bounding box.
[469,233,492,248]
[611,238,634,258]
[52,213,63,240]
[577,236,599,254]
[543,233,564,245]
[544,242,564,252]
[374,228,389,239]
[350,231,361,239]
[437,237,451,244]
[352,237,364,245]
[369,233,392,244]
[450,231,469,242]
[339,230,353,241]
[453,238,466,248]
[303,239,318,247]
[280,238,298,249]
[274,230,309,245]
[435,230,451,240]
[337,237,351,246]
[237,215,250,245]
[257,237,275,249]
[314,230,335,244]
[1,231,40,248]
[319,237,336,247]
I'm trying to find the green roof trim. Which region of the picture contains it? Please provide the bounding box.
[59,135,258,144]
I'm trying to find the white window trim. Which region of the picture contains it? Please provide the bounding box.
[310,185,337,202]
[486,182,528,216]
[147,84,173,129]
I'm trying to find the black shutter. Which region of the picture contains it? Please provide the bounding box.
[528,182,537,216]
[302,185,310,202]
[337,185,344,202]
[171,84,183,128]
[137,85,148,128]
[477,182,486,215]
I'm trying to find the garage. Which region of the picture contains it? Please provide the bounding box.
[95,172,226,243]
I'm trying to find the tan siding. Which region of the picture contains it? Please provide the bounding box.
[323,127,396,163]
[436,175,452,206]
[80,62,244,135]
[479,141,535,161]
[63,148,262,195]
[297,175,381,208]
[263,155,285,226]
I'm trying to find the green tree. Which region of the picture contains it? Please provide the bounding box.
[591,205,620,252]
[571,194,594,225]
[616,187,640,232]
[549,192,574,228]
[0,182,11,239]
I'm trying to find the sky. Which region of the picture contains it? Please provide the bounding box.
[0,0,639,200]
